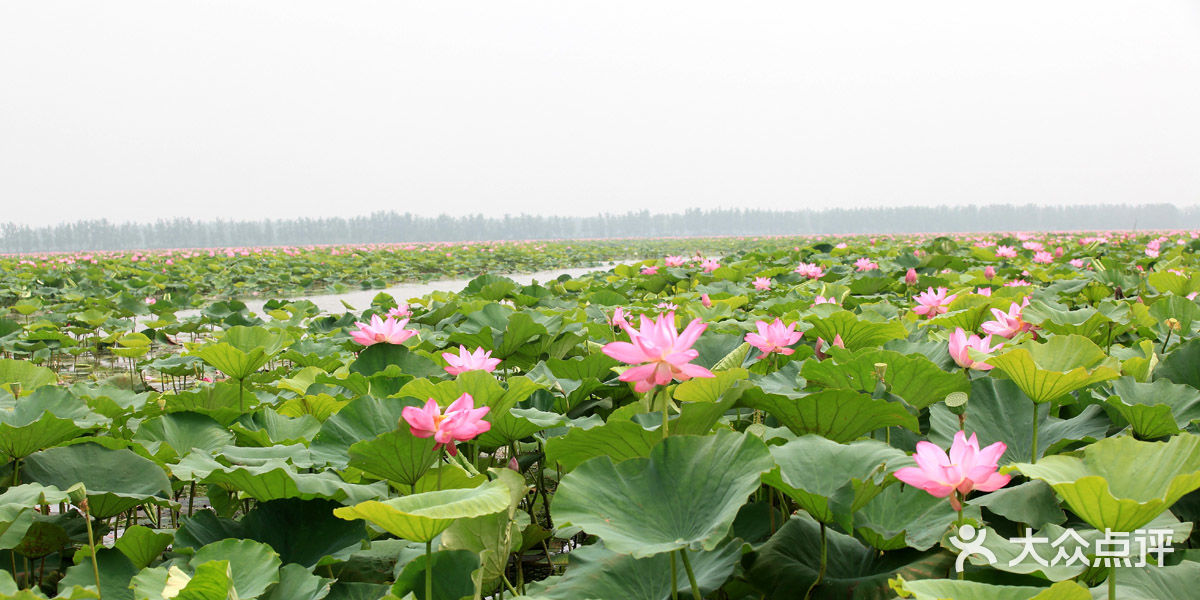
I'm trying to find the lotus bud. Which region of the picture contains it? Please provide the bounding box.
[984,266,996,280]
[904,268,918,285]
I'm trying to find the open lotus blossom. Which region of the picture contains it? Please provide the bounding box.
[442,345,501,375]
[641,265,660,275]
[995,246,1017,258]
[913,287,957,318]
[387,304,413,318]
[1032,251,1054,264]
[814,334,844,360]
[602,311,715,393]
[752,277,772,291]
[664,255,686,267]
[699,259,721,273]
[976,287,992,296]
[1005,279,1031,287]
[1022,241,1044,252]
[854,257,879,271]
[1068,258,1085,268]
[812,295,838,305]
[794,262,825,279]
[402,393,491,456]
[894,431,1011,510]
[744,318,803,358]
[350,315,418,346]
[905,268,918,285]
[948,327,1003,370]
[981,302,1034,339]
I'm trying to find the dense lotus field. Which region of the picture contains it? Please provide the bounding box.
[3,232,1200,599]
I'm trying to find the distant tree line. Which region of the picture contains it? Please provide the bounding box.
[2,204,1196,253]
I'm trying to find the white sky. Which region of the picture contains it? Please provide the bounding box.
[2,1,1199,226]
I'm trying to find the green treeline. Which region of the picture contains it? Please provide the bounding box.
[3,204,1195,253]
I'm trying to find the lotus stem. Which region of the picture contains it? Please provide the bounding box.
[679,549,702,600]
[1109,567,1117,600]
[1030,404,1039,464]
[670,552,678,600]
[425,539,433,600]
[81,500,103,599]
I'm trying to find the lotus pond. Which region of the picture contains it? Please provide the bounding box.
[3,232,1200,599]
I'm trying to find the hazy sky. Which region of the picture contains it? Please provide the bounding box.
[3,1,1200,227]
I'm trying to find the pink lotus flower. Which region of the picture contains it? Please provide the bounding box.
[814,334,844,360]
[1005,280,1031,287]
[854,257,879,272]
[1022,241,1044,252]
[744,319,803,359]
[1069,258,1085,268]
[995,246,1017,259]
[794,262,825,279]
[388,304,413,318]
[442,345,501,375]
[602,312,715,393]
[609,307,629,327]
[350,315,418,346]
[700,294,713,308]
[641,265,660,275]
[905,268,918,285]
[948,327,1002,370]
[752,277,772,291]
[700,259,721,273]
[664,255,686,267]
[812,295,839,305]
[981,303,1034,339]
[1032,251,1053,264]
[402,393,491,456]
[984,266,996,280]
[912,287,957,318]
[894,431,1011,510]
[976,287,992,296]
[144,297,156,305]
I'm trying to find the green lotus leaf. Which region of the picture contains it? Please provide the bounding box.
[854,483,971,551]
[0,358,58,396]
[1092,560,1200,600]
[516,539,746,600]
[238,499,367,567]
[438,469,526,590]
[132,412,235,464]
[347,421,440,489]
[132,560,236,600]
[389,549,479,600]
[192,342,271,382]
[115,525,174,570]
[60,547,138,600]
[929,377,1107,464]
[543,419,658,473]
[333,479,512,543]
[763,434,906,528]
[1015,434,1200,531]
[310,396,416,467]
[191,539,282,599]
[803,348,970,409]
[742,513,955,600]
[740,387,918,443]
[171,453,386,504]
[23,444,174,519]
[264,564,333,600]
[803,310,909,351]
[0,387,109,462]
[0,483,69,550]
[968,480,1066,529]
[891,578,1091,600]
[1155,337,1200,389]
[988,334,1120,403]
[1104,377,1200,438]
[552,430,773,557]
[671,368,749,404]
[231,408,322,447]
